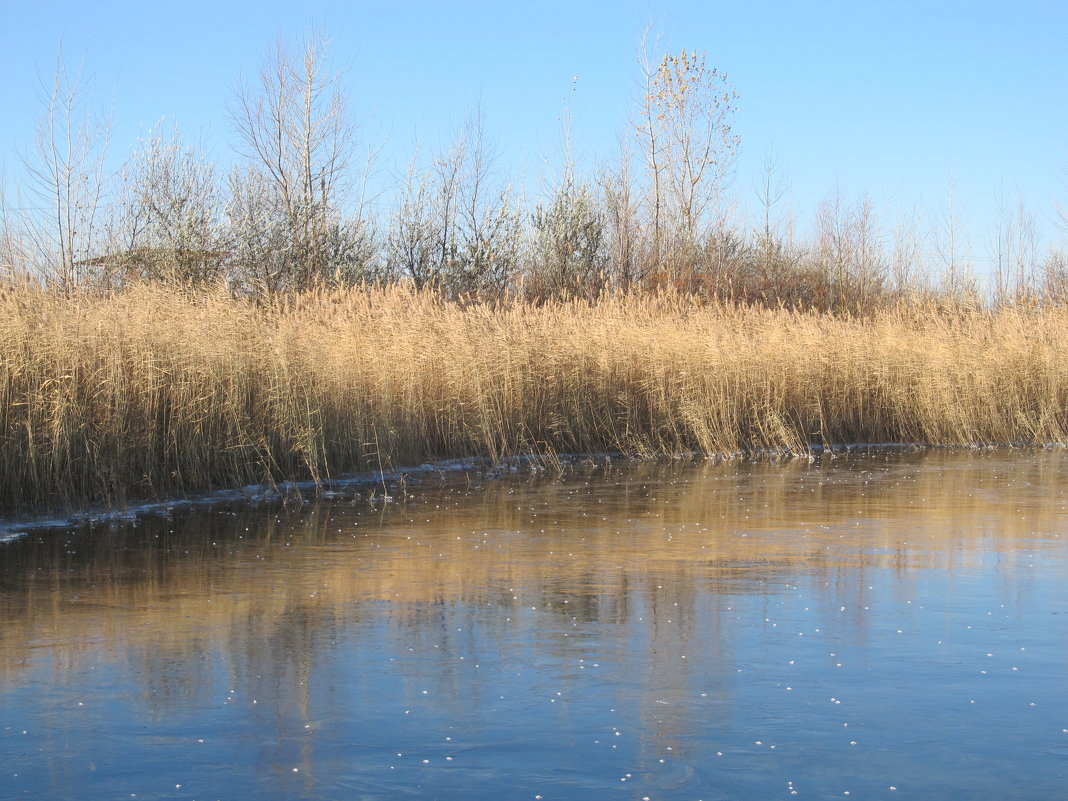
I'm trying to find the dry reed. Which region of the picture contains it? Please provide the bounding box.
[2,283,1066,514]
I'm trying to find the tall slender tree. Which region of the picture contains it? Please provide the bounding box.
[228,29,369,290]
[636,41,739,276]
[19,49,111,291]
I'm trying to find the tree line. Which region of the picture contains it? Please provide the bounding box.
[3,30,1067,312]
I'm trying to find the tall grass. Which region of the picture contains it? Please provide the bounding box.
[2,283,1067,514]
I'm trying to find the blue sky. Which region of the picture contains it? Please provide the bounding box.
[2,0,1067,268]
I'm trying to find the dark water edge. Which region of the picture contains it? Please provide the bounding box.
[0,442,1012,543]
[2,448,1068,800]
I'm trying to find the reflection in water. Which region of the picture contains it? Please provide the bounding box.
[2,449,1068,800]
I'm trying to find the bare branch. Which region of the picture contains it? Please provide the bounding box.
[17,47,111,290]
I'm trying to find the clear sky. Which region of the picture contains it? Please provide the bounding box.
[2,0,1067,270]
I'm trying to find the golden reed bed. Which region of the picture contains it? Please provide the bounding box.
[1,284,1066,514]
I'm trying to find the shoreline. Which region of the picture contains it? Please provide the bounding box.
[1,442,1058,543]
[3,286,1067,522]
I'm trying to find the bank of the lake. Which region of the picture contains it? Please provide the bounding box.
[3,283,1067,515]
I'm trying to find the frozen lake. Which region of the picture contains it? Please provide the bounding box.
[2,449,1068,800]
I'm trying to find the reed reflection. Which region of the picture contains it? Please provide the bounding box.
[1,448,1067,793]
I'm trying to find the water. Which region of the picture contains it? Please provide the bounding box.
[2,449,1067,800]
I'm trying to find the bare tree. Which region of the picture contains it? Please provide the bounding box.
[435,108,520,298]
[530,180,606,299]
[108,121,224,284]
[636,31,667,267]
[430,130,467,291]
[527,77,607,299]
[228,28,367,289]
[636,39,739,274]
[815,184,886,312]
[851,193,886,309]
[990,191,1038,304]
[224,165,292,294]
[0,176,30,282]
[385,108,520,299]
[890,204,926,298]
[18,49,111,291]
[1038,247,1068,304]
[934,170,970,298]
[386,154,439,289]
[751,147,796,289]
[598,137,643,290]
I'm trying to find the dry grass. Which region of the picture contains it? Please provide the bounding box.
[2,283,1067,514]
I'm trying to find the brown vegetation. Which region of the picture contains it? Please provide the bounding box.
[1,282,1066,514]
